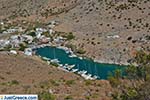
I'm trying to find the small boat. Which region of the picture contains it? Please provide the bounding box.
[47,61,50,65]
[78,70,87,75]
[51,59,59,63]
[69,54,77,58]
[65,50,70,54]
[93,75,99,80]
[79,57,83,60]
[84,74,93,80]
[71,69,78,72]
[58,67,69,72]
[58,64,63,67]
[66,64,75,70]
[42,57,50,61]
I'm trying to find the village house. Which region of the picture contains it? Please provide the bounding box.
[0,39,10,48]
[22,35,33,44]
[35,28,47,39]
[2,27,23,34]
[10,50,17,55]
[24,48,32,56]
[38,35,51,44]
[9,34,33,48]
[54,36,66,44]
[48,21,57,28]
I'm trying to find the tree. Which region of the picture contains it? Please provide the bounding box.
[65,32,75,40]
[111,51,150,100]
[114,69,122,79]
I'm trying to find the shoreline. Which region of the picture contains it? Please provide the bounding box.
[32,44,129,66]
[93,59,129,66]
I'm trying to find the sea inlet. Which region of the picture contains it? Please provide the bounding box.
[35,46,125,80]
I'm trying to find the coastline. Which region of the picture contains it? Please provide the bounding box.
[32,44,129,66]
[93,59,129,66]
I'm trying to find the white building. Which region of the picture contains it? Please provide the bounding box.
[10,50,17,55]
[22,35,33,44]
[24,48,32,56]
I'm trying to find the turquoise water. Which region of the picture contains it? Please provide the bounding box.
[35,46,125,79]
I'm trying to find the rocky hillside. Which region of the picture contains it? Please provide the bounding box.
[55,0,150,64]
[0,52,112,100]
[0,0,80,19]
[0,0,150,64]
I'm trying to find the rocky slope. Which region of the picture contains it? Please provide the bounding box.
[0,0,150,64]
[0,0,80,19]
[54,0,150,64]
[0,52,112,100]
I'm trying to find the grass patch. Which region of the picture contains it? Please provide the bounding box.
[39,91,55,100]
[1,80,19,86]
[64,32,75,40]
[65,80,75,86]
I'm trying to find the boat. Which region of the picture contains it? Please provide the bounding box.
[65,64,68,66]
[93,64,100,79]
[80,73,93,80]
[42,57,50,61]
[78,70,87,75]
[71,69,78,72]
[93,75,99,80]
[58,64,63,67]
[47,61,50,65]
[51,59,59,63]
[50,47,60,63]
[79,57,83,60]
[58,67,69,72]
[85,74,93,80]
[69,54,77,58]
[66,64,75,70]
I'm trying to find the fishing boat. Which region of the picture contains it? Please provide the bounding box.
[79,57,83,60]
[51,59,60,63]
[58,67,69,72]
[42,57,50,61]
[50,47,60,63]
[93,64,100,79]
[67,64,75,70]
[69,54,77,58]
[71,69,78,72]
[58,64,63,67]
[93,75,98,80]
[78,70,87,75]
[82,73,93,80]
[47,61,50,65]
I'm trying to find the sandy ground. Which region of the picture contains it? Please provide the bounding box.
[52,0,150,65]
[0,52,112,100]
[1,0,150,65]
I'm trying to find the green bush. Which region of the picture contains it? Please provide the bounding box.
[76,48,86,54]
[65,32,75,40]
[85,80,92,86]
[65,80,75,86]
[64,95,73,100]
[10,80,19,85]
[39,91,55,100]
[108,76,120,87]
[50,62,59,67]
[19,43,27,51]
[50,80,59,86]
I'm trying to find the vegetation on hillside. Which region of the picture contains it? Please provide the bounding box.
[109,51,150,100]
